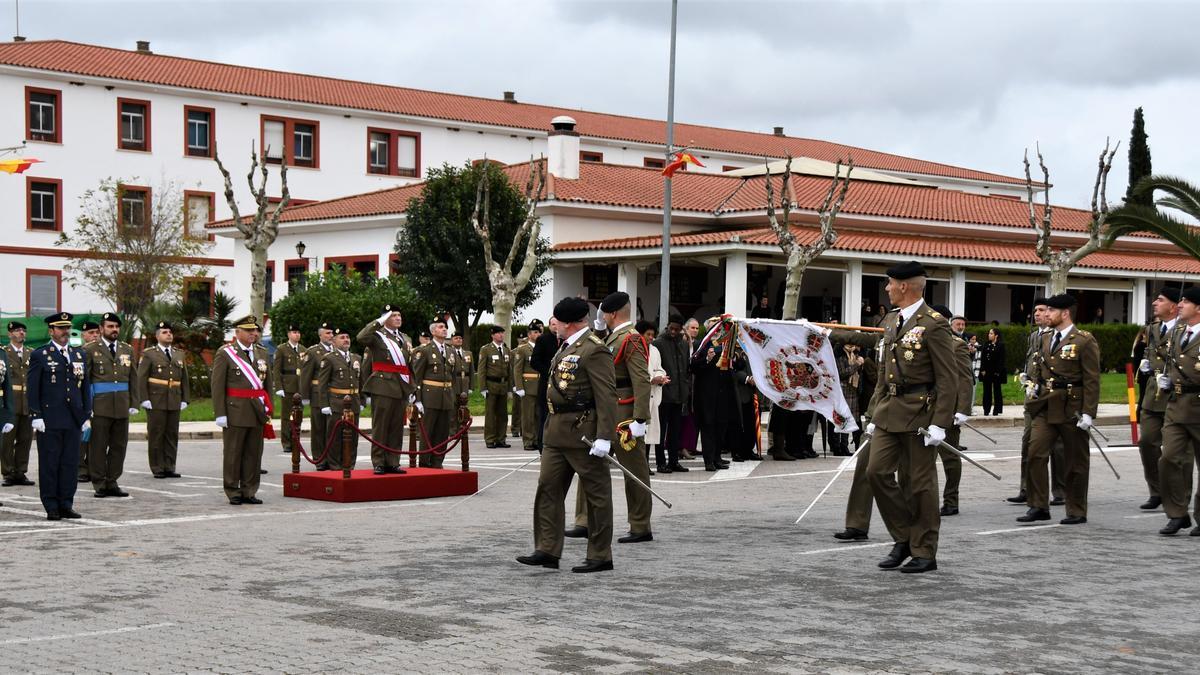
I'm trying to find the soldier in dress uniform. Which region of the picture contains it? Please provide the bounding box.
[137,322,189,478]
[930,304,975,517]
[451,332,473,394]
[212,315,274,505]
[300,322,335,469]
[1010,298,1067,507]
[1153,286,1200,536]
[77,320,100,483]
[1135,287,1180,511]
[1017,293,1100,526]
[411,319,461,468]
[865,262,957,574]
[1,321,35,487]
[516,297,618,573]
[827,327,883,541]
[358,304,415,474]
[315,326,362,471]
[510,330,524,440]
[0,337,12,500]
[479,325,512,448]
[271,323,306,456]
[28,312,91,520]
[511,320,543,451]
[82,312,138,499]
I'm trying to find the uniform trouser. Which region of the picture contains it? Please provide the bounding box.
[371,394,406,470]
[1,413,32,479]
[78,439,89,480]
[656,401,682,467]
[1138,410,1164,498]
[310,406,328,467]
[576,437,653,534]
[867,429,940,559]
[146,409,180,474]
[89,415,129,491]
[940,426,963,508]
[1020,409,1066,498]
[418,406,451,468]
[1158,421,1200,519]
[534,444,613,562]
[844,436,875,532]
[37,428,80,513]
[535,390,549,447]
[483,390,508,445]
[325,411,359,471]
[222,424,264,499]
[1028,416,1090,516]
[278,392,299,452]
[520,391,538,449]
[510,392,522,436]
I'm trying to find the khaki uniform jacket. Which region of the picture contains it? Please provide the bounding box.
[1164,323,1200,425]
[478,342,511,395]
[511,342,539,395]
[317,350,363,413]
[271,341,306,395]
[1142,319,1173,414]
[452,347,473,394]
[357,321,415,400]
[545,329,617,449]
[1023,328,1046,376]
[867,304,958,432]
[83,340,138,419]
[606,324,652,422]
[5,344,30,415]
[412,341,460,410]
[300,343,334,401]
[952,333,974,416]
[0,353,11,427]
[211,343,274,428]
[1027,326,1101,424]
[136,345,190,411]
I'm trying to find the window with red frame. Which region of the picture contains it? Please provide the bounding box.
[262,115,319,168]
[184,105,215,158]
[643,157,666,169]
[367,128,421,177]
[119,185,151,234]
[27,177,62,231]
[183,277,215,316]
[118,98,151,151]
[580,151,604,163]
[26,87,61,143]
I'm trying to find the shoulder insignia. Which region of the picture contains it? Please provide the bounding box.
[887,307,900,313]
[927,310,943,319]
[321,360,329,368]
[588,334,605,346]
[1077,330,1092,337]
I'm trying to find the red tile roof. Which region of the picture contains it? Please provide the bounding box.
[0,39,1031,186]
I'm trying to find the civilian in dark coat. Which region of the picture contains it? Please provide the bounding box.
[652,317,690,472]
[529,317,562,448]
[979,327,1007,415]
[689,342,735,471]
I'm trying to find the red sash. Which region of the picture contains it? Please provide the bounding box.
[371,362,412,376]
[226,387,277,440]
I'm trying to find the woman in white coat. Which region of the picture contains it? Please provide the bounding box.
[639,321,669,474]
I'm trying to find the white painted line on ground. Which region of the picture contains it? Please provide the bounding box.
[123,485,205,498]
[0,623,175,646]
[1124,513,1163,519]
[799,542,892,556]
[126,468,282,488]
[976,524,1063,535]
[0,521,62,527]
[0,505,114,526]
[964,452,996,460]
[710,461,757,481]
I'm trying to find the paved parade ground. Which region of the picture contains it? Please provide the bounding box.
[0,423,1191,673]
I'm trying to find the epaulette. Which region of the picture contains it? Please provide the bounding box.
[1077,330,1092,337]
[927,310,943,319]
[588,334,605,346]
[886,307,900,313]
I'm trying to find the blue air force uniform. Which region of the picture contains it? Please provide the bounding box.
[28,313,92,516]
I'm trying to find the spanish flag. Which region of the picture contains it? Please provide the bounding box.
[0,158,42,174]
[662,151,704,177]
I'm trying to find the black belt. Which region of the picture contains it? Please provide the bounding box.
[486,376,506,383]
[548,401,592,413]
[1041,380,1082,390]
[886,382,933,396]
[1174,384,1200,394]
[280,368,297,375]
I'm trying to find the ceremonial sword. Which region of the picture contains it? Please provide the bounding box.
[447,454,542,510]
[582,436,673,508]
[960,420,998,445]
[794,432,873,525]
[1074,415,1120,479]
[918,427,1002,481]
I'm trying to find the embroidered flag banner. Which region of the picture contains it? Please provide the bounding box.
[736,318,859,433]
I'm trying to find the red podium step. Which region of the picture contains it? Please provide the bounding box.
[283,468,478,503]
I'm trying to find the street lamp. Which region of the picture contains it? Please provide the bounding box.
[295,240,307,258]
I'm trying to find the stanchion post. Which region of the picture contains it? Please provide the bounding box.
[341,395,354,480]
[458,392,470,472]
[291,393,304,473]
[408,404,420,468]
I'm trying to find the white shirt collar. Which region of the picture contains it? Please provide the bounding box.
[898,299,925,324]
[563,326,589,348]
[235,340,254,351]
[1056,324,1075,341]
[322,342,333,352]
[611,320,633,334]
[160,344,172,353]
[1163,317,1178,332]
[102,337,117,349]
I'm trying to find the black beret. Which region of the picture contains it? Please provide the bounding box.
[489,325,505,335]
[1045,294,1077,310]
[81,321,100,331]
[1181,287,1200,306]
[318,321,334,331]
[45,312,73,327]
[420,330,432,338]
[528,319,544,330]
[451,331,465,338]
[7,321,26,331]
[931,304,952,318]
[101,312,122,326]
[332,326,350,336]
[155,321,173,332]
[1032,297,1049,307]
[287,323,301,332]
[382,303,401,314]
[886,260,926,280]
[599,291,630,313]
[553,297,590,323]
[1157,287,1182,303]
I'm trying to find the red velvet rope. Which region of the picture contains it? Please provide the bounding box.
[287,411,473,465]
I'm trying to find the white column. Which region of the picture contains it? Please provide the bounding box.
[1131,277,1148,324]
[842,260,862,325]
[724,251,748,316]
[948,267,967,317]
[618,262,639,320]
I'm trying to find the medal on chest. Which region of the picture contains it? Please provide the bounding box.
[899,327,925,351]
[556,355,580,390]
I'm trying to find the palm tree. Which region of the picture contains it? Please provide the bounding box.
[1105,176,1200,259]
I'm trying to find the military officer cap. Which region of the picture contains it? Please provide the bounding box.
[318,321,334,331]
[7,321,26,332]
[233,315,262,330]
[599,291,630,313]
[528,319,544,331]
[886,260,926,280]
[489,325,505,335]
[287,323,301,332]
[81,321,100,331]
[45,312,73,328]
[101,312,122,326]
[553,297,590,323]
[1045,294,1077,310]
[155,321,173,332]
[1180,287,1200,306]
[1157,287,1182,303]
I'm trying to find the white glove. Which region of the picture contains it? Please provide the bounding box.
[408,393,416,405]
[321,407,332,416]
[31,418,45,433]
[141,400,152,410]
[1018,372,1028,386]
[81,420,91,433]
[276,389,284,397]
[481,390,487,399]
[1,423,12,435]
[215,416,228,428]
[128,408,138,416]
[923,425,945,447]
[953,412,969,426]
[515,389,525,398]
[593,317,607,331]
[1158,374,1172,391]
[180,401,188,411]
[415,402,425,415]
[589,438,611,457]
[865,422,876,435]
[628,420,648,438]
[377,311,392,325]
[1139,358,1151,373]
[1076,414,1093,430]
[364,396,371,407]
[301,399,310,406]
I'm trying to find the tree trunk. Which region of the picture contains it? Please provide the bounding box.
[247,244,268,321]
[780,254,805,321]
[1048,266,1069,296]
[491,289,517,337]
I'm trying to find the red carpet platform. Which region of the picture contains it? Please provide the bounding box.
[284,468,478,503]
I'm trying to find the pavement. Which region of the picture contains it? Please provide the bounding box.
[0,420,1187,672]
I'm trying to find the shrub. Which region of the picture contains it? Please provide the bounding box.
[267,271,434,349]
[964,322,1140,375]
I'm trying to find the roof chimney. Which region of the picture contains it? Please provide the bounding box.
[547,115,580,180]
[503,91,517,103]
[13,36,25,42]
[136,40,152,54]
[773,126,785,137]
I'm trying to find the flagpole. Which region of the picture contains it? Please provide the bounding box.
[658,0,677,332]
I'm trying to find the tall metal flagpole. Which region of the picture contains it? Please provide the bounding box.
[658,0,678,331]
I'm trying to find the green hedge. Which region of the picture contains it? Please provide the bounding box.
[963,322,1140,375]
[267,271,433,350]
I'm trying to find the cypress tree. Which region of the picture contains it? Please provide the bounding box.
[1126,107,1153,206]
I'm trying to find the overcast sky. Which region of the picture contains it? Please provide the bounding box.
[8,0,1198,206]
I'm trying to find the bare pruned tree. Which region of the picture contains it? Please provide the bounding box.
[214,142,290,322]
[1025,140,1118,295]
[764,154,853,321]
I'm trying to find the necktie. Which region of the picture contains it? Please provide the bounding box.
[1161,324,1168,339]
[109,342,116,359]
[1050,332,1061,354]
[165,347,171,361]
[1184,331,1193,350]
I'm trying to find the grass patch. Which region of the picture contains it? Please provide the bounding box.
[976,372,1134,406]
[134,391,491,423]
